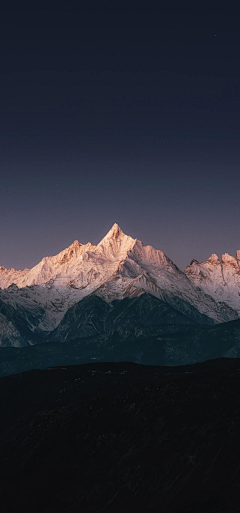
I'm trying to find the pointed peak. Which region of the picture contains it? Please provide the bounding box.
[69,240,82,248]
[97,223,136,258]
[207,254,220,264]
[189,259,200,266]
[236,250,240,262]
[221,253,238,265]
[105,223,124,239]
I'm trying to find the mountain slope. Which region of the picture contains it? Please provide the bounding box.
[49,293,201,343]
[0,291,42,347]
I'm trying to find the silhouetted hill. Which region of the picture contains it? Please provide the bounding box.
[2,359,240,512]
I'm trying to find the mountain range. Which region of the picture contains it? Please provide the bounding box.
[1,223,240,347]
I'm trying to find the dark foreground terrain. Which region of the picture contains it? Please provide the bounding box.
[2,359,240,512]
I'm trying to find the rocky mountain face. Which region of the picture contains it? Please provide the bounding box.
[0,296,32,347]
[49,293,205,343]
[0,223,239,347]
[2,317,240,378]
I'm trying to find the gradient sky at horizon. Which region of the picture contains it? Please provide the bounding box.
[1,3,240,270]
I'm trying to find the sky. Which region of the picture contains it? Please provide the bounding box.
[1,3,240,270]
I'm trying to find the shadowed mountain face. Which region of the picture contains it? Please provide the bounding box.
[48,293,211,343]
[2,359,240,513]
[0,290,209,348]
[2,317,240,378]
[0,296,44,347]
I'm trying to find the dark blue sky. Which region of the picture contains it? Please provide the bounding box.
[1,3,240,270]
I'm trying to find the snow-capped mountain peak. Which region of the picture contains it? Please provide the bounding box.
[185,250,240,314]
[96,223,136,259]
[0,225,240,345]
[103,222,123,239]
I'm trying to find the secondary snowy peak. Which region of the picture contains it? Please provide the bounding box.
[0,266,29,289]
[186,251,240,277]
[0,240,96,289]
[185,250,240,313]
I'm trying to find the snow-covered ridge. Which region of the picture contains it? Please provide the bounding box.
[0,239,96,288]
[0,223,138,289]
[185,250,240,314]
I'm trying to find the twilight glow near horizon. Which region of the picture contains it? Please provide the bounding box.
[1,5,240,271]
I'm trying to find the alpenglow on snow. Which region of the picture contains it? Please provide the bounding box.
[0,223,239,346]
